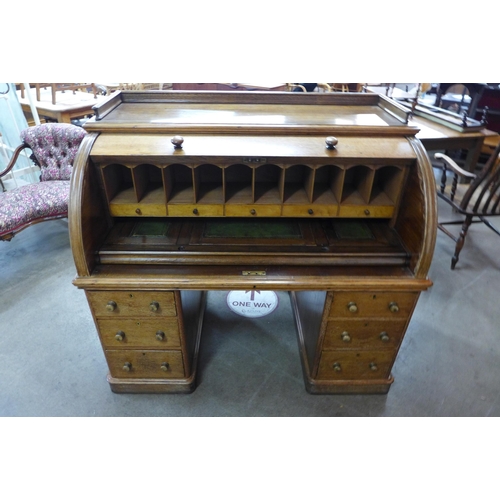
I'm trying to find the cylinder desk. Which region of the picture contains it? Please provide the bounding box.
[69,91,437,394]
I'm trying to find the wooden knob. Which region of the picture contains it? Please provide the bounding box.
[347,302,358,313]
[332,362,342,372]
[161,362,170,372]
[106,301,117,312]
[171,135,184,149]
[325,136,338,149]
[341,331,351,342]
[149,301,159,312]
[156,331,165,341]
[115,331,125,341]
[122,362,132,372]
[380,332,390,342]
[389,302,399,313]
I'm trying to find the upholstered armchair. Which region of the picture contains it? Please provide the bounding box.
[0,123,87,241]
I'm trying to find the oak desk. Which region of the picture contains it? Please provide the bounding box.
[70,91,437,395]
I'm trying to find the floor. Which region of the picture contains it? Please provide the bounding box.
[2,197,499,417]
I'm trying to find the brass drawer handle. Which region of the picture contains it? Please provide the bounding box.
[389,302,399,313]
[135,208,142,215]
[332,362,342,372]
[380,332,390,342]
[149,301,160,312]
[115,331,125,341]
[250,209,256,215]
[122,362,132,372]
[369,362,378,371]
[193,208,199,215]
[341,331,351,343]
[308,208,314,215]
[106,301,117,312]
[156,331,165,341]
[161,362,170,372]
[347,302,358,313]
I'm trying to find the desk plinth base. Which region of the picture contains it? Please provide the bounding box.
[302,374,394,395]
[107,373,197,394]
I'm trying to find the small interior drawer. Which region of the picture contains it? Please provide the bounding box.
[87,291,177,317]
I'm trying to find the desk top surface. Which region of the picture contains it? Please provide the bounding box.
[85,91,416,136]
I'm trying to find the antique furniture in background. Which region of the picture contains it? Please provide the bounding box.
[470,84,500,134]
[0,123,87,241]
[19,83,98,105]
[69,91,437,395]
[434,141,500,269]
[16,86,107,125]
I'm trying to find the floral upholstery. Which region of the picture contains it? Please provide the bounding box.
[0,123,87,240]
[21,123,87,181]
[0,181,70,237]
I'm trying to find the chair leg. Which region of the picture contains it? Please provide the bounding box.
[451,215,473,270]
[479,216,500,237]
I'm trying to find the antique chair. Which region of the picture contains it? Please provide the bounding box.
[434,141,500,269]
[0,123,87,241]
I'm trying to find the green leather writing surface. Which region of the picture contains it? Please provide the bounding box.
[131,221,171,237]
[203,220,302,239]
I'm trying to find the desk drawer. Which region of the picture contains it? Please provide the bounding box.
[317,350,395,380]
[329,292,418,318]
[225,205,281,217]
[323,319,406,350]
[106,350,185,379]
[97,318,180,348]
[87,291,176,317]
[168,204,224,217]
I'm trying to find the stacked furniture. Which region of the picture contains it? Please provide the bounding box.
[69,91,437,394]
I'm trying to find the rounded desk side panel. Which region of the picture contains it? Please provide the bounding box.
[69,132,109,277]
[395,136,437,280]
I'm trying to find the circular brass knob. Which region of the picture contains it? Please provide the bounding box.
[250,209,256,215]
[347,302,358,313]
[308,208,314,215]
[380,332,390,342]
[135,208,142,215]
[156,331,165,341]
[389,302,399,313]
[161,362,170,372]
[193,208,199,215]
[369,362,378,371]
[171,135,184,149]
[115,331,125,341]
[106,301,117,312]
[332,362,342,372]
[364,209,370,216]
[149,301,159,312]
[325,136,338,150]
[122,362,132,372]
[341,331,351,342]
